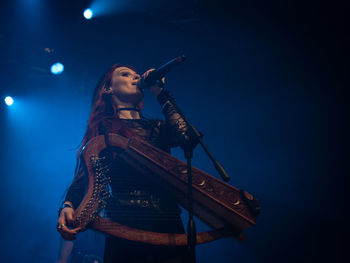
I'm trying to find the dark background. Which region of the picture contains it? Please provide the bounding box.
[0,0,347,262]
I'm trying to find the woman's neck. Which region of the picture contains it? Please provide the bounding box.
[112,96,141,120]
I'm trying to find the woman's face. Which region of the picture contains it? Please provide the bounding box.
[109,67,142,104]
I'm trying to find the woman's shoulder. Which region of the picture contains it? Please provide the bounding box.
[97,116,124,135]
[97,116,114,128]
[144,118,172,133]
[97,116,170,135]
[146,118,165,127]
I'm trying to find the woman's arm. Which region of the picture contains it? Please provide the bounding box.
[143,69,194,148]
[156,88,199,149]
[157,88,188,134]
[63,167,87,210]
[57,154,89,240]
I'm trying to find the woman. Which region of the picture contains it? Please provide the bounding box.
[57,64,190,262]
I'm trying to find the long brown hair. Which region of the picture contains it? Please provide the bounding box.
[74,63,143,177]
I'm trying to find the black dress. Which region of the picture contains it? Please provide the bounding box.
[63,89,191,263]
[102,118,188,263]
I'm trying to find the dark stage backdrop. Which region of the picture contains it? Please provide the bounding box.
[0,0,347,262]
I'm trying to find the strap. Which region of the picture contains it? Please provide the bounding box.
[92,216,244,246]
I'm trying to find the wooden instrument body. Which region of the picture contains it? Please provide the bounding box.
[72,133,259,245]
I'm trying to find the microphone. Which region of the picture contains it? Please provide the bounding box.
[137,55,186,90]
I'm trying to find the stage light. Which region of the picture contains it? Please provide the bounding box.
[83,9,93,19]
[50,62,64,75]
[4,96,14,106]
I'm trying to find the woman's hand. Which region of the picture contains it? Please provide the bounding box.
[142,68,165,96]
[57,207,82,241]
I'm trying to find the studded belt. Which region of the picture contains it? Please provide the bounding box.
[115,190,161,209]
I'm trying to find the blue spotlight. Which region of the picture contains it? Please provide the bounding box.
[83,9,93,19]
[50,62,64,75]
[4,96,14,106]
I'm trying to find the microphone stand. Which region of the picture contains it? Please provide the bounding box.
[175,101,230,263]
[145,54,230,262]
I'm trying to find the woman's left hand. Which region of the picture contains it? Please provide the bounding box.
[142,68,165,96]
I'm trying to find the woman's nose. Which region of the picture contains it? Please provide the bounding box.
[133,74,140,80]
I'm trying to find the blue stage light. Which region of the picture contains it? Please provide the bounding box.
[83,9,93,19]
[5,96,14,106]
[50,62,64,75]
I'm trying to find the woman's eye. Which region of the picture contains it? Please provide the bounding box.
[121,73,130,77]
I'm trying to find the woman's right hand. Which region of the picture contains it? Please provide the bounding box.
[142,68,165,96]
[57,207,82,241]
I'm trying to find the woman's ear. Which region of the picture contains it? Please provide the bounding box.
[103,86,113,95]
